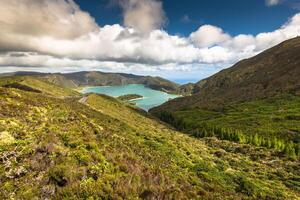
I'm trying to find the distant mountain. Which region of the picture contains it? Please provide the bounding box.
[175,82,199,96]
[0,71,180,93]
[151,37,300,112]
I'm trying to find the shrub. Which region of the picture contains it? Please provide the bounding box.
[48,165,68,187]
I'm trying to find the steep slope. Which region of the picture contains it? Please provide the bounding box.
[0,78,299,199]
[152,37,300,112]
[43,74,78,88]
[176,83,196,96]
[150,37,300,156]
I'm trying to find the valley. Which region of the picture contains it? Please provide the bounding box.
[0,38,299,200]
[0,77,299,199]
[1,0,300,199]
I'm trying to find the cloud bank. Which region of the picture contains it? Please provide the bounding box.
[0,0,300,79]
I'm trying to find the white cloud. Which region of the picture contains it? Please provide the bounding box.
[266,0,281,6]
[223,34,256,51]
[0,0,300,80]
[255,13,300,50]
[116,0,166,33]
[190,25,231,48]
[0,52,198,75]
[0,0,97,40]
[190,13,300,62]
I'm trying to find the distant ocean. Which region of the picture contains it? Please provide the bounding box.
[172,79,198,84]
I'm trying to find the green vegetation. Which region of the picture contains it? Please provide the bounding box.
[0,78,299,199]
[151,37,300,160]
[117,94,143,101]
[0,76,79,98]
[1,71,181,94]
[155,94,300,158]
[151,37,300,112]
[177,83,194,95]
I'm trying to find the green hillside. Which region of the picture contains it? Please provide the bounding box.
[0,76,79,98]
[0,78,299,199]
[154,94,300,157]
[150,37,300,158]
[153,37,300,112]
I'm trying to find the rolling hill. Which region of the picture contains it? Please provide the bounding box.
[0,75,299,199]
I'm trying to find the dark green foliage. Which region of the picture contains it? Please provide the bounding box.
[49,165,68,187]
[156,95,300,157]
[284,142,297,158]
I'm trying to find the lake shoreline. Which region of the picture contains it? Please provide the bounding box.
[80,84,179,111]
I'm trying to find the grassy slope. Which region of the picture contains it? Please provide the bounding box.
[0,76,79,98]
[154,94,300,156]
[174,94,300,142]
[0,82,299,199]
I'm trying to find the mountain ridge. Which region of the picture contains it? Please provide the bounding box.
[0,71,180,94]
[150,37,300,112]
[149,37,300,159]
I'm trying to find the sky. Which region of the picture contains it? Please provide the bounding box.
[0,0,300,83]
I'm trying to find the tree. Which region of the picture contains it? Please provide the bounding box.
[284,142,296,158]
[295,143,300,156]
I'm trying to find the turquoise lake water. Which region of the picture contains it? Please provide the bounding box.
[81,84,179,111]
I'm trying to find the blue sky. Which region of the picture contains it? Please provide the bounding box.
[1,0,300,83]
[75,0,299,36]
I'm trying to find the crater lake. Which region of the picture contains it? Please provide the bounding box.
[81,84,179,111]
